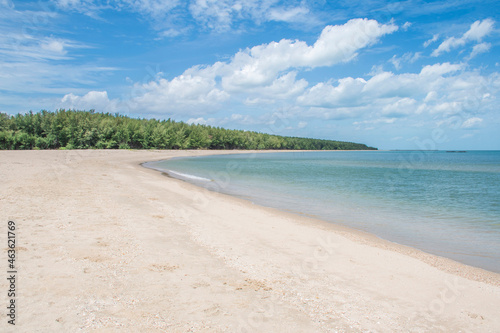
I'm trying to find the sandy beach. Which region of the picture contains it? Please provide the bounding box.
[1,149,500,332]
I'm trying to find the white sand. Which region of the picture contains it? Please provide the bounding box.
[1,149,499,332]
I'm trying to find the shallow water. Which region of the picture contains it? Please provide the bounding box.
[146,151,500,273]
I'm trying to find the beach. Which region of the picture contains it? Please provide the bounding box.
[1,150,500,332]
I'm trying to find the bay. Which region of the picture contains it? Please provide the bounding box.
[146,151,500,273]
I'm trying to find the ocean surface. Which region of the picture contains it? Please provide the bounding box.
[146,151,500,273]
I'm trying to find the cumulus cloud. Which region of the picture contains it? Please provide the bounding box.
[220,18,397,90]
[419,62,463,76]
[432,19,494,57]
[238,71,308,101]
[432,37,466,56]
[381,98,417,117]
[297,62,497,125]
[296,77,368,109]
[60,91,119,112]
[463,19,495,41]
[130,19,397,114]
[129,74,229,115]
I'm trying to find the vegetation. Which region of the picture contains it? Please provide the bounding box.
[0,110,377,150]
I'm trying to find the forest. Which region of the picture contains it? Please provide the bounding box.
[0,110,376,150]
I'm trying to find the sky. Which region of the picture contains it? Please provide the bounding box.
[0,0,499,150]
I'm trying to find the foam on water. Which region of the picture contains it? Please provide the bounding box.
[166,170,212,182]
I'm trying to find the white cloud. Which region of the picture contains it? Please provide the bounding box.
[429,101,461,114]
[129,19,397,114]
[297,77,367,108]
[419,62,463,76]
[402,22,411,31]
[38,38,76,58]
[158,28,185,38]
[40,39,65,53]
[52,0,181,31]
[52,0,108,18]
[189,0,241,31]
[304,106,367,120]
[461,117,483,129]
[297,62,498,127]
[381,98,417,117]
[220,19,397,90]
[423,34,439,47]
[129,74,229,115]
[389,55,402,70]
[51,0,319,35]
[239,72,308,101]
[123,0,180,18]
[432,37,466,56]
[187,117,216,125]
[468,42,491,60]
[389,52,421,70]
[463,19,495,41]
[187,113,258,127]
[188,0,317,31]
[424,91,438,102]
[0,4,116,98]
[0,55,115,96]
[60,91,119,112]
[268,6,309,23]
[432,19,495,57]
[230,113,256,124]
[0,31,86,61]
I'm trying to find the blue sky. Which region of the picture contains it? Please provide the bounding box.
[1,0,499,149]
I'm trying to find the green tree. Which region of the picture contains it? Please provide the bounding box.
[0,110,377,151]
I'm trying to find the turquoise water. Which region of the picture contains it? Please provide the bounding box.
[146,151,500,273]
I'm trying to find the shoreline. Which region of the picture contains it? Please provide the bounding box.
[144,151,500,284]
[2,149,500,331]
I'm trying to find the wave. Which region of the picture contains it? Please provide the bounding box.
[142,162,212,182]
[166,170,212,182]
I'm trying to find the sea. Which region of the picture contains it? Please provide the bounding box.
[145,151,500,273]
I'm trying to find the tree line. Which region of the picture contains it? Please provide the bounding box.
[0,110,377,150]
